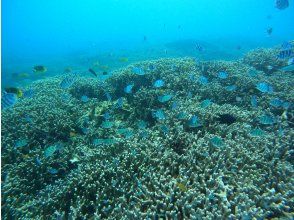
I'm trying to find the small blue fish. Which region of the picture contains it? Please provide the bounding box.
[44,145,58,158]
[101,120,114,129]
[251,95,258,108]
[103,112,111,120]
[117,128,133,138]
[195,43,203,52]
[160,125,169,134]
[116,97,124,108]
[199,76,208,85]
[288,57,294,65]
[148,64,156,71]
[153,79,164,88]
[1,92,17,110]
[60,74,76,89]
[15,139,28,148]
[61,93,71,102]
[23,89,34,98]
[282,101,291,109]
[201,99,212,108]
[249,128,265,137]
[81,127,89,134]
[259,114,276,125]
[152,109,165,120]
[124,84,133,94]
[139,130,149,139]
[248,69,259,77]
[188,115,202,128]
[218,71,228,79]
[269,98,283,108]
[187,91,193,99]
[137,120,147,129]
[177,112,187,120]
[133,67,145,75]
[210,136,224,148]
[35,157,42,166]
[105,92,112,101]
[81,95,89,102]
[256,82,273,93]
[225,85,237,92]
[171,101,179,110]
[280,64,294,72]
[158,94,173,103]
[48,168,58,174]
[188,73,196,81]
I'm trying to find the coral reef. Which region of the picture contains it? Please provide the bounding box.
[1,46,294,219]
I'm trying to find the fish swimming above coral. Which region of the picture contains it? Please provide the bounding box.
[153,79,164,88]
[275,0,289,10]
[1,92,18,110]
[132,67,145,75]
[33,65,47,73]
[88,68,97,77]
[4,87,23,98]
[256,82,273,93]
[277,42,293,59]
[124,84,134,94]
[60,74,77,89]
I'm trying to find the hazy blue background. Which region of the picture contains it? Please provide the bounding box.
[2,0,294,86]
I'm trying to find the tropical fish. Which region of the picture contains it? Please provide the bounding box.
[188,115,202,128]
[152,109,165,120]
[176,182,188,192]
[48,168,58,174]
[1,92,17,110]
[177,112,187,120]
[105,92,112,101]
[154,79,164,88]
[60,74,76,89]
[103,112,111,120]
[88,68,97,77]
[248,69,259,77]
[116,97,124,108]
[210,136,224,148]
[282,101,291,109]
[148,64,156,71]
[81,95,89,102]
[256,82,273,93]
[171,101,179,110]
[288,57,294,65]
[101,120,114,129]
[44,145,58,158]
[280,64,294,72]
[225,85,237,92]
[195,43,203,52]
[64,67,72,73]
[267,27,273,36]
[249,128,265,137]
[119,57,129,62]
[160,125,169,134]
[137,120,147,129]
[199,75,208,85]
[133,67,145,75]
[218,71,228,79]
[275,0,289,10]
[269,98,283,107]
[259,114,276,125]
[4,87,23,98]
[23,89,35,98]
[158,94,173,103]
[15,139,28,148]
[117,128,133,138]
[124,84,133,94]
[251,95,258,108]
[33,65,47,73]
[201,99,212,108]
[277,42,293,59]
[12,72,30,79]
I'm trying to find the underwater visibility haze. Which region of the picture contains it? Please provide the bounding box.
[1,0,294,219]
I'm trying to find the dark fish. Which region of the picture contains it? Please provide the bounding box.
[275,0,289,10]
[102,71,108,75]
[88,68,97,77]
[267,27,273,35]
[195,43,203,52]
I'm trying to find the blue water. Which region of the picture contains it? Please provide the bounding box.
[2,0,294,87]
